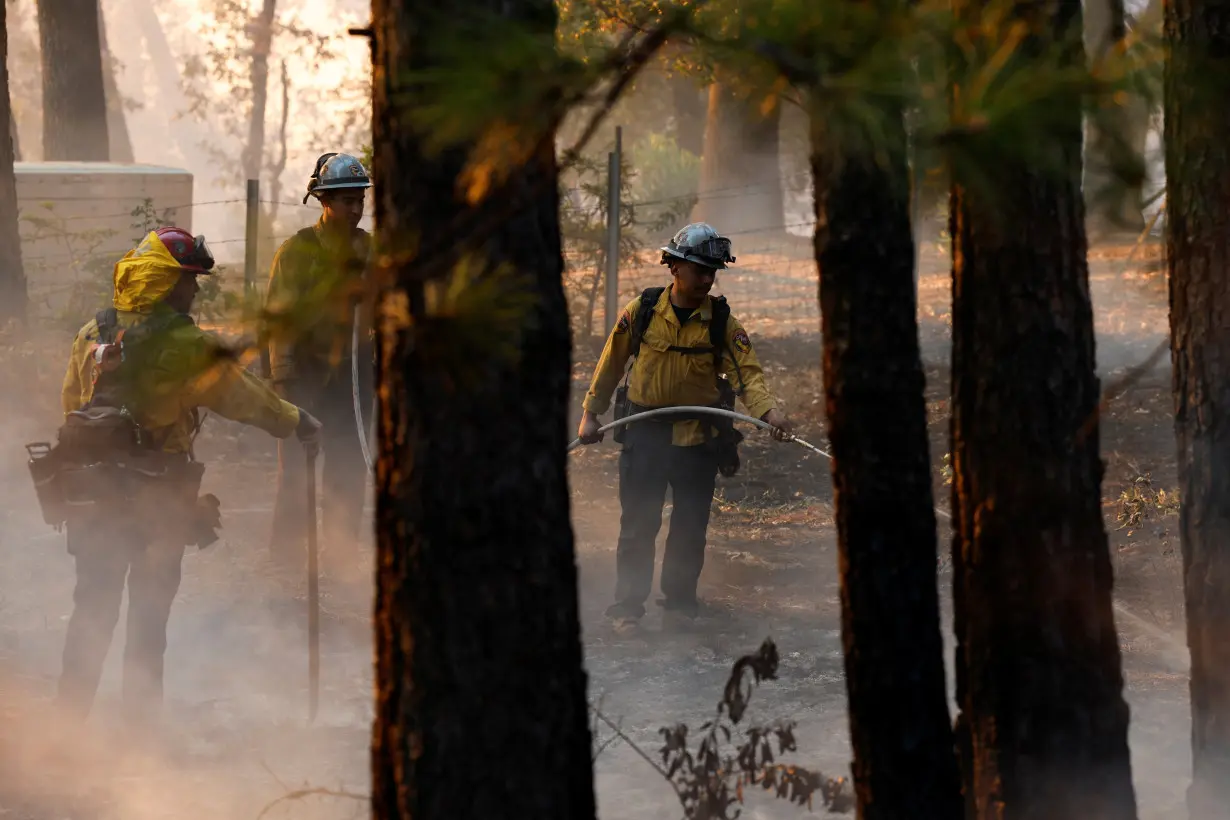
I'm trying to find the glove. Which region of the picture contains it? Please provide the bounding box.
[188,494,222,549]
[296,407,323,456]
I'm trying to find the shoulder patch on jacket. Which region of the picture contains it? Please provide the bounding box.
[615,310,631,334]
[732,329,751,354]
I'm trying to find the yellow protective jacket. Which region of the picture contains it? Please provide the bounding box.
[60,231,301,454]
[582,286,778,447]
[265,218,372,385]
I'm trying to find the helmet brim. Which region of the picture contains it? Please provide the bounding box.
[660,247,726,270]
[314,181,373,195]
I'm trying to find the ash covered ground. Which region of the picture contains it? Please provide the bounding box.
[0,238,1189,819]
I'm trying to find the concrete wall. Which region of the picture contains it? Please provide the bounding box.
[16,162,193,316]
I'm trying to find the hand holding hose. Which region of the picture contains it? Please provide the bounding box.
[761,408,793,442]
[577,411,604,445]
[296,407,323,457]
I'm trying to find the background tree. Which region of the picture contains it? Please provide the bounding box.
[36,0,108,161]
[369,0,597,816]
[0,0,26,320]
[947,0,1138,814]
[241,0,278,184]
[692,72,785,232]
[1163,0,1230,815]
[811,19,963,816]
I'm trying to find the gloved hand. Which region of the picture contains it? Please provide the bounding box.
[296,407,323,455]
[189,494,222,549]
[577,412,604,445]
[761,408,794,442]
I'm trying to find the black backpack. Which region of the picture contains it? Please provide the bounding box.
[58,308,193,460]
[616,286,746,475]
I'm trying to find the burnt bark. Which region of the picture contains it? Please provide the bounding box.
[370,1,595,818]
[812,91,963,817]
[36,0,108,161]
[949,0,1137,817]
[1164,1,1230,816]
[0,0,26,322]
[692,72,785,233]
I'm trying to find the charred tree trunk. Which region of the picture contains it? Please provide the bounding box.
[692,73,785,233]
[812,87,963,817]
[1164,0,1230,815]
[949,0,1137,816]
[98,0,133,163]
[242,0,277,184]
[36,0,108,161]
[370,1,595,817]
[0,0,27,322]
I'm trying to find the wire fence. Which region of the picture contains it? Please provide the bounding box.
[17,176,827,332]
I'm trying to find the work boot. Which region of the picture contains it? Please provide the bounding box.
[604,600,645,626]
[657,597,701,618]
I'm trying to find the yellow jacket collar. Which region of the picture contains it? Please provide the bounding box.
[653,285,713,323]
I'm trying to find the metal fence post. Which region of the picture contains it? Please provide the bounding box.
[242,179,271,378]
[604,126,622,335]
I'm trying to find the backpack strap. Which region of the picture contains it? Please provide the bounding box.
[708,295,745,391]
[628,286,666,360]
[95,308,120,344]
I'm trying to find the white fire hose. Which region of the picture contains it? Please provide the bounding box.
[350,346,950,524]
[566,406,830,458]
[353,307,375,472]
[567,405,953,522]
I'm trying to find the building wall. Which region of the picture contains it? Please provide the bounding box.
[16,162,193,317]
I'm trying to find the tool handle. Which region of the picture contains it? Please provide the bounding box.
[306,448,320,722]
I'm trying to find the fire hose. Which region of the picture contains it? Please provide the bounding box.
[349,337,950,524]
[353,307,375,472]
[566,406,952,522]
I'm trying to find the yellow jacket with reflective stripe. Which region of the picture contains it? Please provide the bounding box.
[582,287,778,447]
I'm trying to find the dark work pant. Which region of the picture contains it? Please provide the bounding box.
[270,363,372,561]
[614,422,719,611]
[57,517,186,724]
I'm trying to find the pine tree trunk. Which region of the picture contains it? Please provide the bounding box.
[949,0,1138,816]
[369,0,596,817]
[692,72,785,233]
[0,0,26,322]
[812,95,963,817]
[1164,0,1230,815]
[36,0,108,161]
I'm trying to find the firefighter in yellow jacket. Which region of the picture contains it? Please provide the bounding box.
[264,152,372,565]
[577,222,793,623]
[56,227,321,726]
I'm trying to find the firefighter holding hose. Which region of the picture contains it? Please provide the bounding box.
[50,227,322,730]
[577,223,793,625]
[265,152,374,567]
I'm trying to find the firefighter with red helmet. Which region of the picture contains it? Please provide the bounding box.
[51,227,322,730]
[264,153,373,568]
